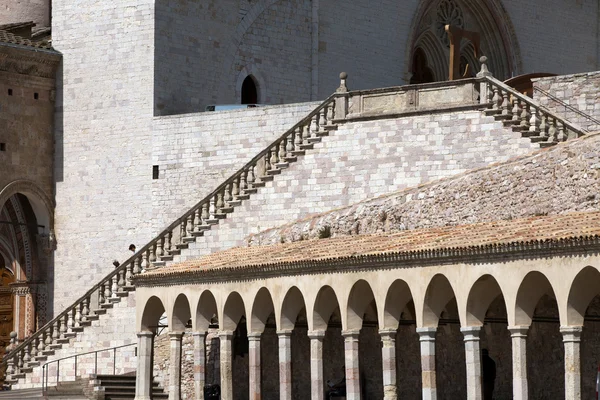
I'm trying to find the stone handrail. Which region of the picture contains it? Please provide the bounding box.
[2,91,340,377]
[480,75,586,142]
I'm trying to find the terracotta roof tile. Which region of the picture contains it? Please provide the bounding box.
[142,211,600,278]
[0,29,53,50]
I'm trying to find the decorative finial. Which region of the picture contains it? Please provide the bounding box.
[476,56,492,78]
[337,72,348,93]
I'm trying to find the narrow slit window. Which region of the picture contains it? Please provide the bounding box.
[152,165,160,179]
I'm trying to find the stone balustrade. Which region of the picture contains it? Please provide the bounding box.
[4,64,588,386]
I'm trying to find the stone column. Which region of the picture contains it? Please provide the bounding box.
[278,330,293,400]
[379,329,397,400]
[416,327,437,400]
[219,331,234,400]
[342,330,361,400]
[461,326,482,400]
[561,326,583,400]
[193,332,206,400]
[507,326,528,400]
[308,330,325,400]
[248,332,262,400]
[169,331,184,400]
[135,331,154,400]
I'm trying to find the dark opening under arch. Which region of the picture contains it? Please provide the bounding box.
[241,76,258,104]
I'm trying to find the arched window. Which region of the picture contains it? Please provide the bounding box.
[241,76,258,104]
[410,48,435,84]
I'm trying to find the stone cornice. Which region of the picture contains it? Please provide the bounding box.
[134,234,600,287]
[0,44,60,79]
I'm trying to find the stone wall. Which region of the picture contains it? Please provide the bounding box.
[501,0,599,75]
[151,101,319,232]
[249,131,600,246]
[0,0,50,27]
[0,47,57,203]
[175,109,538,260]
[533,71,600,132]
[52,0,156,311]
[13,293,138,389]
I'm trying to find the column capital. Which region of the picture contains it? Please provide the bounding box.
[137,331,154,338]
[248,332,262,341]
[308,330,326,340]
[416,327,436,342]
[507,325,529,338]
[168,331,184,340]
[460,325,481,341]
[192,331,206,338]
[560,325,583,342]
[341,329,361,339]
[379,328,397,337]
[276,329,293,337]
[219,330,234,339]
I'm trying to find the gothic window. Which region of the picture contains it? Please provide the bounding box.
[410,48,435,84]
[241,75,258,105]
[436,0,464,47]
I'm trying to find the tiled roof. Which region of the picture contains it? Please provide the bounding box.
[141,211,600,279]
[0,29,53,50]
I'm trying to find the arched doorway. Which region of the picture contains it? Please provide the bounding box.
[241,76,258,104]
[408,0,521,82]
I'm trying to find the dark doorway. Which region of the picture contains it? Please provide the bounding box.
[410,48,435,84]
[241,76,258,104]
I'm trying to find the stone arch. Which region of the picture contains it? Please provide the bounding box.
[406,0,521,81]
[411,30,448,82]
[566,266,600,326]
[195,290,218,332]
[346,279,378,331]
[381,279,414,330]
[312,285,340,331]
[140,295,166,333]
[514,271,556,326]
[280,286,306,331]
[222,291,246,332]
[219,0,280,99]
[0,180,54,232]
[169,293,191,332]
[466,274,506,326]
[249,287,275,333]
[422,273,458,327]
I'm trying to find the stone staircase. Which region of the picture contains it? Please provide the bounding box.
[2,71,586,388]
[88,374,167,400]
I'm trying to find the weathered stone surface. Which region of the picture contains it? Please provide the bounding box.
[248,131,600,246]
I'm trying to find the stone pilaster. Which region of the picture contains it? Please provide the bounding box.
[561,326,583,400]
[193,332,206,400]
[379,329,397,400]
[219,331,234,400]
[508,326,528,400]
[168,332,184,400]
[308,330,325,400]
[248,332,262,400]
[417,327,437,400]
[278,330,293,400]
[461,326,482,400]
[135,331,154,400]
[342,330,361,400]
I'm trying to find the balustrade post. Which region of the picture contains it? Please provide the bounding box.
[240,171,248,193]
[232,177,240,199]
[547,117,557,143]
[302,124,310,145]
[529,107,540,133]
[327,101,336,125]
[194,208,203,233]
[491,86,501,111]
[294,126,303,150]
[187,214,195,237]
[201,203,210,225]
[476,56,492,105]
[248,166,256,188]
[286,134,294,158]
[82,297,90,322]
[511,97,520,123]
[501,90,510,116]
[149,244,157,268]
[279,140,287,162]
[334,72,349,120]
[557,121,567,142]
[520,100,530,130]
